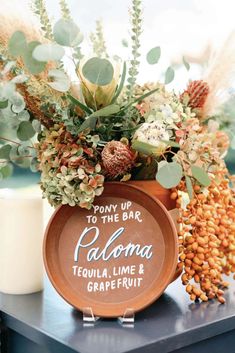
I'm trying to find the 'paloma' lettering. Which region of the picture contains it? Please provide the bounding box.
[74,226,153,262]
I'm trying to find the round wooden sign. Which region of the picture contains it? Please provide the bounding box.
[44,182,178,317]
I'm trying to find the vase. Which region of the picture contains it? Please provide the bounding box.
[0,190,44,294]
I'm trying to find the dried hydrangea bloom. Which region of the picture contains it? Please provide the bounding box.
[37,125,104,209]
[131,82,194,127]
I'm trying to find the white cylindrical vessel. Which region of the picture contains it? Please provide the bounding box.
[0,189,44,294]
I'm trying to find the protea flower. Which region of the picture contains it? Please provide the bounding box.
[181,80,209,111]
[101,141,135,179]
[78,59,120,110]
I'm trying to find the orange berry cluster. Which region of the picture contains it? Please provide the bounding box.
[172,169,235,303]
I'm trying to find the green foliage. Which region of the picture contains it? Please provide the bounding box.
[89,104,120,118]
[156,161,183,188]
[82,57,114,86]
[67,94,93,115]
[111,61,127,104]
[8,31,27,57]
[53,19,83,47]
[183,56,190,71]
[191,165,211,187]
[122,39,129,48]
[23,41,46,74]
[185,175,193,199]
[0,164,13,180]
[0,145,12,159]
[132,140,162,156]
[165,66,175,84]
[90,20,108,58]
[59,0,72,20]
[47,69,70,92]
[32,43,65,62]
[77,104,120,133]
[32,0,53,40]
[17,121,36,141]
[146,46,161,65]
[126,0,143,102]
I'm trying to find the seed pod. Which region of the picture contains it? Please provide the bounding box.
[218,296,226,304]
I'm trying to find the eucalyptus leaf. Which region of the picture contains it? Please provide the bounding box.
[191,165,211,187]
[156,161,183,188]
[122,39,128,47]
[33,43,65,62]
[32,119,42,133]
[9,92,25,113]
[157,160,168,170]
[183,56,190,71]
[8,31,27,57]
[0,100,8,109]
[0,144,12,159]
[23,41,46,75]
[18,110,30,121]
[18,145,31,156]
[82,57,114,86]
[185,175,194,200]
[11,74,28,84]
[0,163,13,178]
[30,157,39,173]
[17,121,35,141]
[48,69,70,92]
[146,46,161,65]
[53,19,83,47]
[2,61,15,75]
[165,66,175,84]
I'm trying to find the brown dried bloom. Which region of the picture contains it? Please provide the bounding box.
[181,80,209,112]
[101,141,136,179]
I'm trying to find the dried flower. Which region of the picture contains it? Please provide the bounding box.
[101,141,135,179]
[181,80,209,111]
[37,124,104,209]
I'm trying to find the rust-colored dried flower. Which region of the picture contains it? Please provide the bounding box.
[181,80,209,111]
[101,141,135,179]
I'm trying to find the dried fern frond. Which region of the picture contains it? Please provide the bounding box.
[202,32,235,118]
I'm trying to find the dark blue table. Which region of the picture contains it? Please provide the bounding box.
[1,276,235,353]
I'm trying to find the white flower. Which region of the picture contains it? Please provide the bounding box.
[133,121,170,153]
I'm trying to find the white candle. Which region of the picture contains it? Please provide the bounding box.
[0,188,44,294]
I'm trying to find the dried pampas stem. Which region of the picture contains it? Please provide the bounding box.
[202,32,235,118]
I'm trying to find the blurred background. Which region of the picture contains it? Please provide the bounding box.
[1,0,235,189]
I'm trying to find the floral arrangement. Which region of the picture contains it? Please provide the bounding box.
[0,0,235,304]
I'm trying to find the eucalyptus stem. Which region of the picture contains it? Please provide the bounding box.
[90,20,108,58]
[0,137,20,146]
[32,0,53,40]
[126,0,143,104]
[59,0,72,20]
